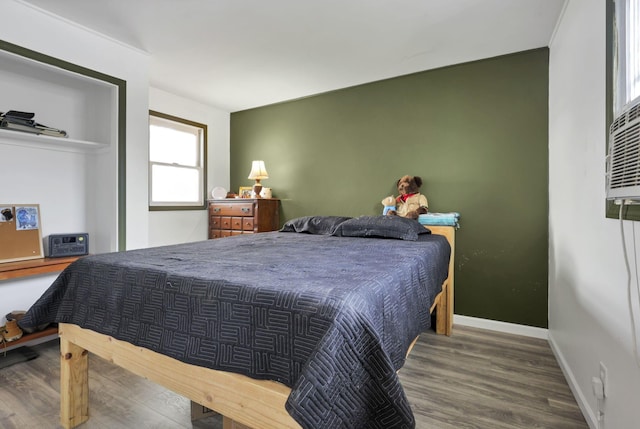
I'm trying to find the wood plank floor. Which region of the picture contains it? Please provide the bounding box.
[399,326,587,429]
[0,325,587,429]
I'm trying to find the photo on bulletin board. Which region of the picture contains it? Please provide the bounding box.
[1,207,13,222]
[16,206,40,230]
[0,204,44,263]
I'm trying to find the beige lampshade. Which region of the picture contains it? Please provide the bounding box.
[248,160,269,180]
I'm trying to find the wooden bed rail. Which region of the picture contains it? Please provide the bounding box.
[59,323,300,429]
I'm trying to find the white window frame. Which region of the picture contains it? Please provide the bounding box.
[149,111,207,210]
[614,0,640,115]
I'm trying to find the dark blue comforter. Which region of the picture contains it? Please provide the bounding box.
[20,231,450,429]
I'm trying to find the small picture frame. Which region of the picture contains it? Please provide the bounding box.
[239,186,253,198]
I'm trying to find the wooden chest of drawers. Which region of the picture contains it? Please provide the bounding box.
[208,198,280,239]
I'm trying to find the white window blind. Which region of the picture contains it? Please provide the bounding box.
[615,0,640,114]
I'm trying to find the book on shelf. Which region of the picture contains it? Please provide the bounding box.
[2,110,35,120]
[2,116,35,127]
[0,111,68,138]
[1,120,41,134]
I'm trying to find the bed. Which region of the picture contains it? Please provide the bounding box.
[19,215,455,429]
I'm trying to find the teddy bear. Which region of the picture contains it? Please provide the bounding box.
[384,175,429,219]
[381,196,396,216]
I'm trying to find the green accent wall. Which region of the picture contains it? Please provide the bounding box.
[231,48,549,328]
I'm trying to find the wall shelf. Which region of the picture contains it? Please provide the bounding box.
[0,128,108,153]
[1,325,58,353]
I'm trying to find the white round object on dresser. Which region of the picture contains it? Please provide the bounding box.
[211,187,227,199]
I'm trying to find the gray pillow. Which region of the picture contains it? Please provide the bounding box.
[280,216,352,235]
[332,215,430,241]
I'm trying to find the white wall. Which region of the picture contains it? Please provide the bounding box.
[0,143,87,317]
[148,87,230,247]
[0,0,150,319]
[549,1,640,428]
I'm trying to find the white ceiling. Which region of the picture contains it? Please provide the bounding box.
[18,0,566,112]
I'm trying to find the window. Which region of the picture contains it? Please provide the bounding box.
[614,0,640,115]
[608,0,640,219]
[149,111,207,210]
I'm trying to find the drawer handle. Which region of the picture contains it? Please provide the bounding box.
[213,207,221,213]
[241,207,251,214]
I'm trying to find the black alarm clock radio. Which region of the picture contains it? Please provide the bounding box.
[46,233,89,257]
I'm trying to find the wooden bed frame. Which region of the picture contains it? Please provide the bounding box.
[58,225,455,429]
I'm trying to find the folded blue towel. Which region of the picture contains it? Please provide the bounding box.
[418,212,460,227]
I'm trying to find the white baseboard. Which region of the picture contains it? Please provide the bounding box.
[453,314,548,339]
[547,331,598,429]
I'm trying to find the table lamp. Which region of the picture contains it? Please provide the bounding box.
[248,160,269,198]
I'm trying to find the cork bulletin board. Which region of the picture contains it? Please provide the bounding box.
[0,204,44,263]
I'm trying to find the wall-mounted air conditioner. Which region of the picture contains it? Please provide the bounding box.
[606,102,640,200]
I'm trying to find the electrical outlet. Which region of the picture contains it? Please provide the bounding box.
[592,376,604,399]
[599,362,608,398]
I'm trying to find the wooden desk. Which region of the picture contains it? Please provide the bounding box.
[0,256,80,281]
